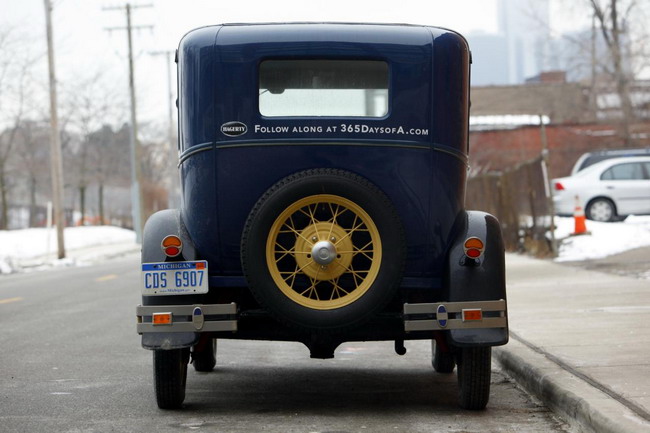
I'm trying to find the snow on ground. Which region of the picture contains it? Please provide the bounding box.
[0,226,136,274]
[553,215,650,262]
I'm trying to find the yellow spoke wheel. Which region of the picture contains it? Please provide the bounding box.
[266,194,382,310]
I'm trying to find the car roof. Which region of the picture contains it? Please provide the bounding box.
[181,22,461,46]
[571,148,650,174]
[580,155,650,173]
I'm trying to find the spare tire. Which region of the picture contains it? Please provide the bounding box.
[241,169,405,330]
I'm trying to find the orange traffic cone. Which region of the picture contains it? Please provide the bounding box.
[572,195,588,235]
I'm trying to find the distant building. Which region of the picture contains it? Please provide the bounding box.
[468,0,551,86]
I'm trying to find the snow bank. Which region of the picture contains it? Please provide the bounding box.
[554,215,650,262]
[0,226,136,273]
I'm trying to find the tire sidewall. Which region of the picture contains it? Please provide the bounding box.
[242,169,405,330]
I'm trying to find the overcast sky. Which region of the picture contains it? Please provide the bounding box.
[1,0,586,130]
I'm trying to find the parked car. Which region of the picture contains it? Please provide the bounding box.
[571,148,650,175]
[554,156,650,222]
[136,23,508,411]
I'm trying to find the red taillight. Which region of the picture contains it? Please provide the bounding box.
[464,237,484,260]
[554,182,565,191]
[161,235,183,258]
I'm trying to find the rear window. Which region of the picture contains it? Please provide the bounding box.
[259,60,388,117]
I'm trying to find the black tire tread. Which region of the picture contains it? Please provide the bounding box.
[432,340,455,373]
[457,347,491,410]
[153,349,188,409]
[192,339,217,372]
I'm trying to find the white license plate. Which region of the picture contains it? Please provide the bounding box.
[141,261,209,295]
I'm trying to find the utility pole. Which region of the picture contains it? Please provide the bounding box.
[150,50,179,208]
[539,114,557,258]
[43,0,66,259]
[104,3,153,243]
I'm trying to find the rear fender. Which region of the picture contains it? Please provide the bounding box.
[142,209,196,263]
[141,209,199,350]
[444,210,508,347]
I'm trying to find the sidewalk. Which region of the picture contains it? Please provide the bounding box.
[496,253,650,433]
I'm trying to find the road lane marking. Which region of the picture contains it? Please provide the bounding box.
[0,297,23,305]
[95,274,118,282]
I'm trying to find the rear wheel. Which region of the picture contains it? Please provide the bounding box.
[192,339,217,372]
[153,348,189,409]
[586,198,616,222]
[432,340,455,373]
[457,347,491,410]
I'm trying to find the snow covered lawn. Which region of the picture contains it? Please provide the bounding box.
[0,226,136,274]
[553,215,650,262]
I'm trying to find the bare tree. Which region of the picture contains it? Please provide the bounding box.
[14,120,51,227]
[88,124,131,225]
[522,0,649,143]
[0,28,41,229]
[62,72,117,224]
[588,0,640,145]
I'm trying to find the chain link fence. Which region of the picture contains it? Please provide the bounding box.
[466,155,557,257]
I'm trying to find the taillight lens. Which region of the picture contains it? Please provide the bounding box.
[464,237,484,259]
[161,235,183,257]
[554,182,565,191]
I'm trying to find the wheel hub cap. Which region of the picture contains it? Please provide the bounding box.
[312,241,337,265]
[295,222,352,280]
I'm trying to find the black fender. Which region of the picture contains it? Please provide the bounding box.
[141,209,199,350]
[444,210,508,347]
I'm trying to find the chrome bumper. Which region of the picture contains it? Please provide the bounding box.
[403,299,507,332]
[136,303,237,334]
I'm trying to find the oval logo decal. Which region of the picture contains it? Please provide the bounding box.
[221,121,247,137]
[436,304,448,328]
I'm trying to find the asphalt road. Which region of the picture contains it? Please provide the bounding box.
[0,254,571,433]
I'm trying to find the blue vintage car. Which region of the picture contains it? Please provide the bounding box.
[137,23,508,410]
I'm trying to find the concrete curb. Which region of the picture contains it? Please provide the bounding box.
[494,338,650,433]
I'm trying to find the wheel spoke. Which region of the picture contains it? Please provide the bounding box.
[332,261,370,286]
[334,215,367,246]
[273,243,295,262]
[300,278,321,300]
[355,240,375,261]
[281,218,313,245]
[326,204,342,240]
[280,259,315,284]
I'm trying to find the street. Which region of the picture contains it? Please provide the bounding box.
[0,254,570,433]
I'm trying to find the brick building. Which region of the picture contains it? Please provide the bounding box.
[468,78,650,178]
